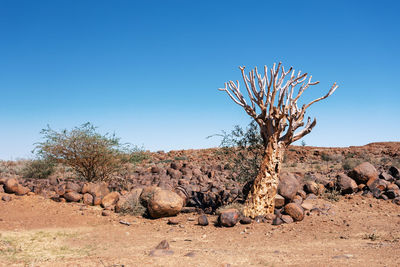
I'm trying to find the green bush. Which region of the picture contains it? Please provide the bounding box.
[342,158,361,171]
[211,121,263,183]
[21,158,55,179]
[35,122,134,182]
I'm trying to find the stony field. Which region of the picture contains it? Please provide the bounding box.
[1,142,400,266]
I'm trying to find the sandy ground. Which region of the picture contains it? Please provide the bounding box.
[1,193,400,267]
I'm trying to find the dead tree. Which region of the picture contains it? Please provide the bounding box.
[219,62,338,218]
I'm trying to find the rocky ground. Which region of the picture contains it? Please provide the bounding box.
[0,142,400,266]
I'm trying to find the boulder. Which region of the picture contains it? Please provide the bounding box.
[239,217,252,225]
[301,200,314,211]
[348,162,378,185]
[140,186,162,207]
[64,192,83,202]
[115,188,143,213]
[304,181,320,195]
[292,195,303,205]
[274,194,285,208]
[101,192,120,209]
[281,215,294,224]
[4,178,19,193]
[380,172,394,182]
[278,172,300,201]
[389,166,399,178]
[284,203,304,221]
[81,182,109,200]
[369,179,388,192]
[83,193,94,205]
[336,173,358,194]
[272,216,283,225]
[197,214,209,226]
[102,210,112,216]
[65,181,81,193]
[14,184,30,196]
[218,209,240,227]
[147,189,184,218]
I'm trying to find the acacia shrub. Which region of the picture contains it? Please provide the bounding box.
[35,123,134,182]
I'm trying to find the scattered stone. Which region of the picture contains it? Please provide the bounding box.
[4,178,19,194]
[147,189,184,219]
[197,215,209,226]
[301,200,314,211]
[240,217,252,225]
[278,172,300,201]
[254,215,267,223]
[292,195,303,205]
[274,194,285,208]
[184,251,196,257]
[385,190,398,199]
[305,193,317,200]
[380,172,394,182]
[336,173,358,194]
[304,181,319,195]
[149,240,174,257]
[101,191,120,209]
[64,192,83,202]
[264,213,275,221]
[119,220,131,226]
[389,166,399,178]
[332,254,353,259]
[1,195,11,202]
[284,203,304,221]
[281,215,294,224]
[272,216,283,225]
[167,218,179,225]
[349,162,378,185]
[14,185,30,196]
[102,210,112,216]
[218,209,240,227]
[181,207,197,213]
[83,193,94,205]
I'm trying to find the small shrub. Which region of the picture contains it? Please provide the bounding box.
[342,158,361,171]
[35,122,135,182]
[321,153,333,162]
[119,195,147,216]
[210,121,263,184]
[21,158,55,179]
[322,187,341,202]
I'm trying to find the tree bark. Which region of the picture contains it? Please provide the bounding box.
[243,138,285,218]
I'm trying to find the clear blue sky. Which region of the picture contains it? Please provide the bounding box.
[0,0,399,160]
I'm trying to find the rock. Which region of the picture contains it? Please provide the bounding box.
[349,162,378,185]
[292,195,303,205]
[284,203,304,221]
[389,166,399,178]
[149,240,174,257]
[297,190,307,199]
[14,184,30,196]
[147,189,184,219]
[370,187,382,198]
[151,166,162,174]
[278,172,300,201]
[81,182,109,200]
[65,181,81,193]
[387,183,399,191]
[306,193,317,200]
[102,210,112,216]
[380,172,394,182]
[140,186,162,207]
[83,193,94,205]
[101,192,120,209]
[304,181,319,195]
[265,213,275,221]
[2,195,11,202]
[336,173,358,194]
[393,197,400,205]
[385,190,398,199]
[218,209,240,227]
[0,185,4,193]
[369,179,387,192]
[115,188,143,213]
[254,215,267,223]
[272,216,283,225]
[281,215,294,224]
[240,217,252,225]
[4,178,19,193]
[167,218,179,225]
[274,194,285,208]
[64,192,83,202]
[301,200,314,211]
[197,215,209,226]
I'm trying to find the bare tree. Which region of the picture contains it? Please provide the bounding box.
[219,62,338,218]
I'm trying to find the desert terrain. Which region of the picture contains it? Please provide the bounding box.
[1,142,400,266]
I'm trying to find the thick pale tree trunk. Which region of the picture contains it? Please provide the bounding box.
[243,138,285,218]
